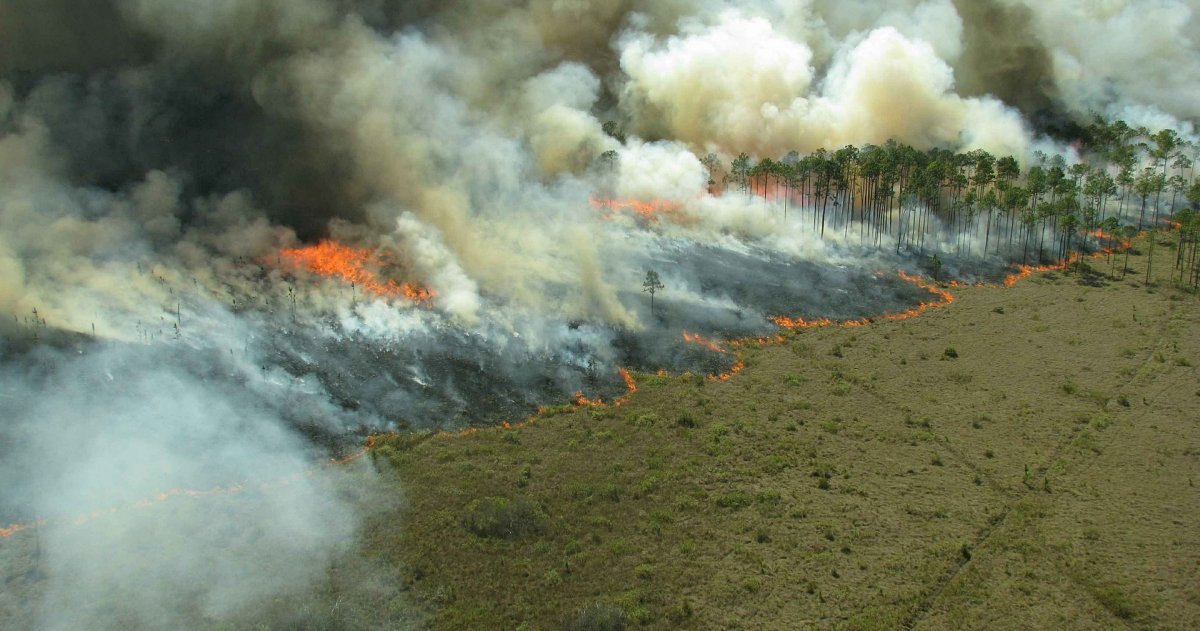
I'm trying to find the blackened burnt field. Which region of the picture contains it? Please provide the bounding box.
[8,236,952,448]
[270,239,947,437]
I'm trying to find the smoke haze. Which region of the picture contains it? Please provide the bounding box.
[2,0,1197,628]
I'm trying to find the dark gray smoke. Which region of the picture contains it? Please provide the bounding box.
[952,0,1059,119]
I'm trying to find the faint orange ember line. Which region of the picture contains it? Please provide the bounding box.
[0,440,384,539]
[590,197,685,224]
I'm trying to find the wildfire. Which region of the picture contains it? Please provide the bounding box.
[7,239,1123,543]
[278,240,434,304]
[618,368,638,396]
[1089,229,1133,251]
[1002,254,1079,287]
[773,271,956,331]
[682,331,746,381]
[1,522,33,538]
[590,197,684,224]
[771,315,835,329]
[682,330,728,354]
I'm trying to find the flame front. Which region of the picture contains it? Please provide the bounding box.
[683,331,746,381]
[773,271,956,331]
[1002,254,1079,287]
[279,240,434,304]
[590,197,685,224]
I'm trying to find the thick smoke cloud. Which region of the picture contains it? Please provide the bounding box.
[0,340,365,629]
[2,0,1197,628]
[618,12,1031,157]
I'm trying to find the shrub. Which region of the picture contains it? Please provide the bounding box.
[565,603,626,631]
[667,599,694,623]
[1092,585,1137,620]
[715,491,751,510]
[462,497,547,540]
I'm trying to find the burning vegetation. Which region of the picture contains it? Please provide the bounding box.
[279,241,434,304]
[3,0,1200,628]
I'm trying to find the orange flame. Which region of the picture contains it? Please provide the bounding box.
[773,272,956,331]
[1088,229,1133,252]
[682,331,746,381]
[279,240,434,304]
[1,522,33,538]
[1002,254,1079,287]
[590,197,684,224]
[682,330,727,354]
[618,368,638,396]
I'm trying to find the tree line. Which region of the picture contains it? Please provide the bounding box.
[687,119,1200,285]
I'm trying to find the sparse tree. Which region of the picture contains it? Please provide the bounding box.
[601,120,626,144]
[642,270,665,316]
[700,153,722,189]
[730,153,752,196]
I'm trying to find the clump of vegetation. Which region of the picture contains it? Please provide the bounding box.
[943,347,959,359]
[462,496,547,540]
[715,491,751,510]
[565,602,626,631]
[667,599,694,623]
[1092,584,1138,620]
[540,404,576,417]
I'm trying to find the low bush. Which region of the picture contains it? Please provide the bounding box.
[462,496,547,540]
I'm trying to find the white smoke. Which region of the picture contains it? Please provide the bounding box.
[1018,0,1200,130]
[618,12,1033,158]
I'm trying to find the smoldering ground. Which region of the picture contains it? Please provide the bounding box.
[2,0,1198,628]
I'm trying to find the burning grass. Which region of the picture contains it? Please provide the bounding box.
[278,240,434,303]
[590,197,686,225]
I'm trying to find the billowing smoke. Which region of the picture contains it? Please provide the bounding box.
[0,342,362,629]
[1,0,1196,627]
